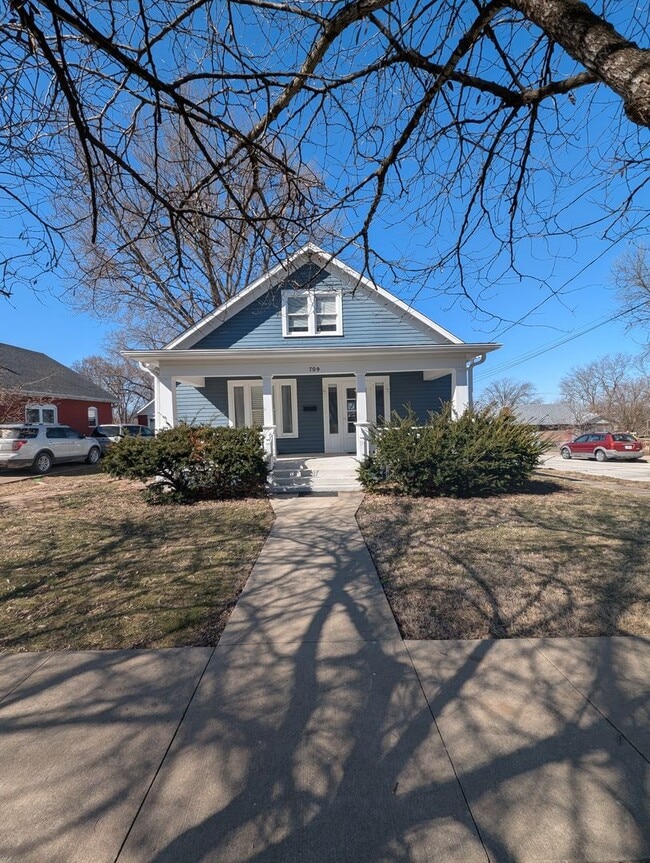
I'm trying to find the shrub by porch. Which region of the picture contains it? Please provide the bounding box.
[358,406,550,497]
[102,424,268,503]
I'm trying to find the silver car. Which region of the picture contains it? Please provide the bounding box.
[0,424,102,474]
[89,423,155,453]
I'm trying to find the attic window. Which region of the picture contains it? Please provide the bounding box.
[282,290,342,337]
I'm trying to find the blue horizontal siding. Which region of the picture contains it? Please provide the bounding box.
[388,372,451,423]
[193,263,441,349]
[176,380,229,426]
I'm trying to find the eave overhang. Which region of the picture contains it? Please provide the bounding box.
[124,343,501,372]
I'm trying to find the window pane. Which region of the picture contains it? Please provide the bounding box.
[316,314,338,333]
[288,314,309,333]
[87,407,98,427]
[346,387,357,433]
[233,386,245,428]
[287,295,309,314]
[26,408,40,423]
[328,386,338,434]
[42,409,56,423]
[251,385,264,427]
[287,295,309,333]
[375,384,385,425]
[281,385,293,434]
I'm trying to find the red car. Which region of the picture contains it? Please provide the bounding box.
[559,432,643,462]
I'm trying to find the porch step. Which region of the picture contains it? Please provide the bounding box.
[268,455,361,494]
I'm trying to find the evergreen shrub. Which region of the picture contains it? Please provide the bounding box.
[102,424,268,503]
[358,406,550,497]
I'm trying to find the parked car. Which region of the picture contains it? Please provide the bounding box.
[89,423,155,453]
[0,424,102,474]
[559,432,643,462]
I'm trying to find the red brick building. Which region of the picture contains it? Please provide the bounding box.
[0,343,114,434]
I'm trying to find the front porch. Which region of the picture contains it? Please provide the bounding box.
[150,360,470,461]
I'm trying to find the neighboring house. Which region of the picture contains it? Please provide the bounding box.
[124,245,501,459]
[0,343,114,434]
[514,402,609,444]
[135,399,155,429]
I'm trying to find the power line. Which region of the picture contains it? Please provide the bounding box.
[475,301,646,382]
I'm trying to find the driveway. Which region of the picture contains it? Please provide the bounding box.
[540,453,650,481]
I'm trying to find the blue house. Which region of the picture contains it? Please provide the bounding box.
[125,245,500,460]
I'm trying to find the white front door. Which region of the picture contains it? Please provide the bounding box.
[323,378,357,453]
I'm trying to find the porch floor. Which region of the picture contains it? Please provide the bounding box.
[269,454,361,494]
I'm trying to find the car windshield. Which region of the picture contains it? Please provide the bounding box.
[0,427,39,439]
[612,434,636,442]
[96,426,121,436]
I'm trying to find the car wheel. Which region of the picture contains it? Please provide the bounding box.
[560,447,571,459]
[86,446,101,465]
[32,451,53,474]
[595,449,607,462]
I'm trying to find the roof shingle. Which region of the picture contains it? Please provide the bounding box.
[0,343,114,403]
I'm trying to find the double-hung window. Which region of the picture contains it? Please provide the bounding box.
[282,290,342,337]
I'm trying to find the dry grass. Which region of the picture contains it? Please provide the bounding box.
[357,477,650,640]
[0,474,273,651]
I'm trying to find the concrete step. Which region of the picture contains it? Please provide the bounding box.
[268,455,362,494]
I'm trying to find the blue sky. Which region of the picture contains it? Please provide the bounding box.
[1,2,647,401]
[0,226,640,402]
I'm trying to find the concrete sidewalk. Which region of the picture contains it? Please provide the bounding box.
[0,493,648,862]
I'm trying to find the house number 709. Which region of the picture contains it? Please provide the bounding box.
[309,366,321,372]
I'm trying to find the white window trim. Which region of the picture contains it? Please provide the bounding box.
[25,403,58,424]
[87,406,99,427]
[227,379,299,438]
[273,379,299,438]
[367,376,391,425]
[281,290,343,337]
[227,380,264,428]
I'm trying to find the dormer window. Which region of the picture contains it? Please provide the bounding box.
[282,290,342,337]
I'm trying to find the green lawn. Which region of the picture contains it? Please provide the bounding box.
[357,476,650,640]
[0,474,273,651]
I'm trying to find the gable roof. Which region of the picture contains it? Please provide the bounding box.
[514,402,608,426]
[166,244,464,350]
[0,343,115,403]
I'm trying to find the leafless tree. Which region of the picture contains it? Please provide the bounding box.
[560,352,650,432]
[478,376,537,409]
[0,387,29,422]
[0,0,648,311]
[72,354,153,422]
[60,122,334,344]
[614,246,650,347]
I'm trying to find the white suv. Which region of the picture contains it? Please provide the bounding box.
[0,424,102,474]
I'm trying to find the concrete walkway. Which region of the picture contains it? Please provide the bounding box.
[0,494,648,862]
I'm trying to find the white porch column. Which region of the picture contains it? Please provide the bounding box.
[452,365,469,415]
[154,374,176,431]
[355,372,371,460]
[261,375,277,462]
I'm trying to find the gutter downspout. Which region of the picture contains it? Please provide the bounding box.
[467,354,487,409]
